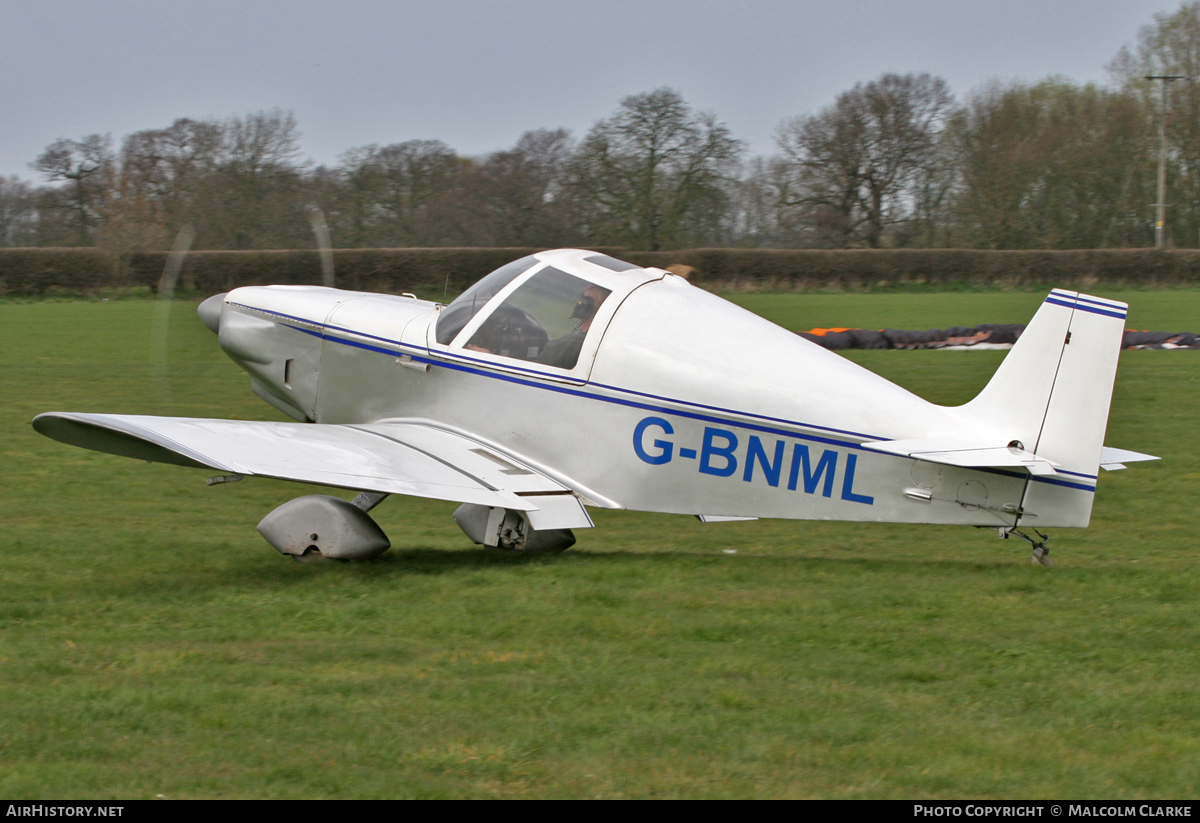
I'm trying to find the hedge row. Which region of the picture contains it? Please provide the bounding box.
[622,248,1200,290]
[0,248,558,296]
[3,247,1200,296]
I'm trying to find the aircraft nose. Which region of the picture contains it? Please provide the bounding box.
[197,292,227,333]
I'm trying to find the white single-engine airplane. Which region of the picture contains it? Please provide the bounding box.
[34,249,1157,565]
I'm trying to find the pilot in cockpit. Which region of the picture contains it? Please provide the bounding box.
[536,284,612,369]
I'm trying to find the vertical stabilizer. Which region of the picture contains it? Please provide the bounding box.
[961,290,1127,527]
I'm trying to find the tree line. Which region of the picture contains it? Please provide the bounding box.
[2,3,1198,253]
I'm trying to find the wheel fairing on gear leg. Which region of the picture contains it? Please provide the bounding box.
[453,503,575,553]
[257,494,390,562]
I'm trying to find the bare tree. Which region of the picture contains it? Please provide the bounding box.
[949,79,1151,248]
[30,134,115,245]
[570,88,744,250]
[775,73,955,247]
[204,110,310,249]
[120,118,224,237]
[446,129,581,246]
[0,176,38,247]
[1110,2,1200,246]
[717,156,808,247]
[117,112,311,249]
[335,139,466,246]
[24,112,315,250]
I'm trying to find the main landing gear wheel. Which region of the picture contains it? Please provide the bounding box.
[453,503,576,553]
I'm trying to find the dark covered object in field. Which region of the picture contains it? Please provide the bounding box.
[848,329,890,349]
[883,329,948,348]
[798,330,852,349]
[798,324,1200,350]
[801,323,1027,350]
[1123,330,1200,348]
[976,324,1026,344]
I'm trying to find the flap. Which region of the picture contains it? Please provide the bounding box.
[861,436,1060,475]
[521,493,595,530]
[32,412,576,512]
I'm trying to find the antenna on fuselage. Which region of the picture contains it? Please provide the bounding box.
[150,222,196,410]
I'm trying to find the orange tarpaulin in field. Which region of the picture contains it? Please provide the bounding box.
[803,327,853,336]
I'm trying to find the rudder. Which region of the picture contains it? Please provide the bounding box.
[961,290,1127,527]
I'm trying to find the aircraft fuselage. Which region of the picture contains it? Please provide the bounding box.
[218,262,1099,530]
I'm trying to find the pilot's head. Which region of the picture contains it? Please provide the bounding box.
[571,285,611,323]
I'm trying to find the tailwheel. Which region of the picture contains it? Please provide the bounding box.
[1001,527,1053,567]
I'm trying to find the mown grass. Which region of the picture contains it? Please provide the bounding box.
[728,288,1200,333]
[0,291,1197,798]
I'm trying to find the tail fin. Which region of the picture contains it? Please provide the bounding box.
[961,289,1126,527]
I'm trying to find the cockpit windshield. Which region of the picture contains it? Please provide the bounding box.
[464,266,611,370]
[434,254,541,345]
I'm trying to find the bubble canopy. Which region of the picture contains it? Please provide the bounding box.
[431,250,666,374]
[434,255,541,345]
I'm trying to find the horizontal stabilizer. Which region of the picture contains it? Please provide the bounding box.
[862,436,1060,475]
[32,412,577,512]
[1099,446,1160,472]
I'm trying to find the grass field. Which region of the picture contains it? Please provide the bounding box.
[1,289,1198,799]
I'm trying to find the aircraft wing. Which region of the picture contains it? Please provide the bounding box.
[861,436,1061,475]
[32,412,590,524]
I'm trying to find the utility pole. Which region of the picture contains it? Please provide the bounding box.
[1146,75,1186,249]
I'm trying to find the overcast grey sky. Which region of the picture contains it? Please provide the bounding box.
[0,0,1174,180]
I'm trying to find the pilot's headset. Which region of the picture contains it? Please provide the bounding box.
[569,293,596,334]
[571,294,596,321]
